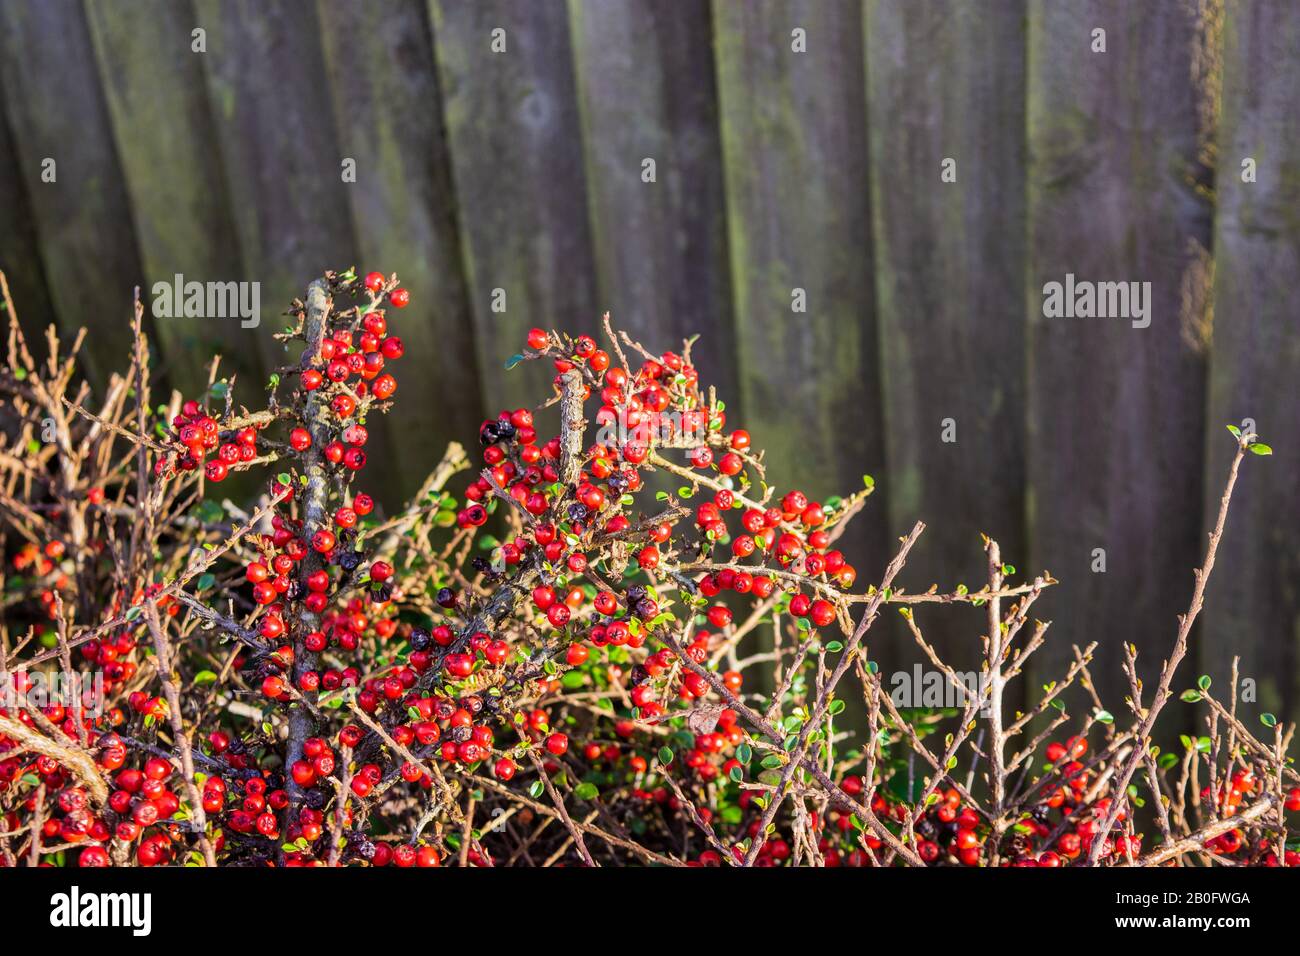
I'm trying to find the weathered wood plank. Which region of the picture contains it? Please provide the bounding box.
[0,69,56,346]
[1200,0,1300,723]
[0,0,146,386]
[712,0,888,582]
[84,0,260,393]
[317,0,484,501]
[864,0,1028,669]
[192,0,360,369]
[428,0,598,411]
[1026,0,1213,706]
[568,0,738,403]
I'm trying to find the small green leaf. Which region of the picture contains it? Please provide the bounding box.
[1095,709,1113,724]
[528,780,545,799]
[1248,442,1273,456]
[1198,674,1212,692]
[825,640,844,653]
[196,573,216,591]
[658,747,674,766]
[1180,690,1202,703]
[574,782,599,801]
[1226,424,1242,438]
[504,353,526,370]
[193,670,218,685]
[827,699,846,716]
[1261,712,1278,728]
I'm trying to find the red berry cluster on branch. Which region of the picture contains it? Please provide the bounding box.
[0,270,1287,868]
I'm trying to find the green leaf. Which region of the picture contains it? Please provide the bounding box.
[1261,712,1278,728]
[1248,442,1273,456]
[658,747,674,766]
[196,573,216,591]
[827,699,846,716]
[825,640,844,653]
[862,475,875,491]
[125,606,142,622]
[760,755,783,770]
[528,780,545,799]
[210,381,229,400]
[1197,674,1212,692]
[504,353,525,370]
[1095,709,1113,724]
[729,765,743,783]
[574,782,599,801]
[1180,690,1202,703]
[193,670,218,685]
[1226,424,1241,438]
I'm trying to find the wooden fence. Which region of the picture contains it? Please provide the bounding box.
[1,0,1296,722]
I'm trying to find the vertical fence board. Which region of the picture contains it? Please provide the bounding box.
[84,0,260,392]
[1026,0,1213,706]
[0,70,56,346]
[0,0,146,386]
[317,0,484,501]
[428,0,598,411]
[864,0,1028,668]
[713,0,888,579]
[569,0,738,403]
[1201,0,1300,722]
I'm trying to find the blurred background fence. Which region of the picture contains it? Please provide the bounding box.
[1,0,1297,723]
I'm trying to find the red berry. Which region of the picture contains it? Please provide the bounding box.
[364,271,385,293]
[389,288,410,308]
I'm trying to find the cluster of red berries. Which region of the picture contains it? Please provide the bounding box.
[7,293,1295,869]
[154,399,258,483]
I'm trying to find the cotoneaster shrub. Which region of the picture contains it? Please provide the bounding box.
[0,269,1291,868]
